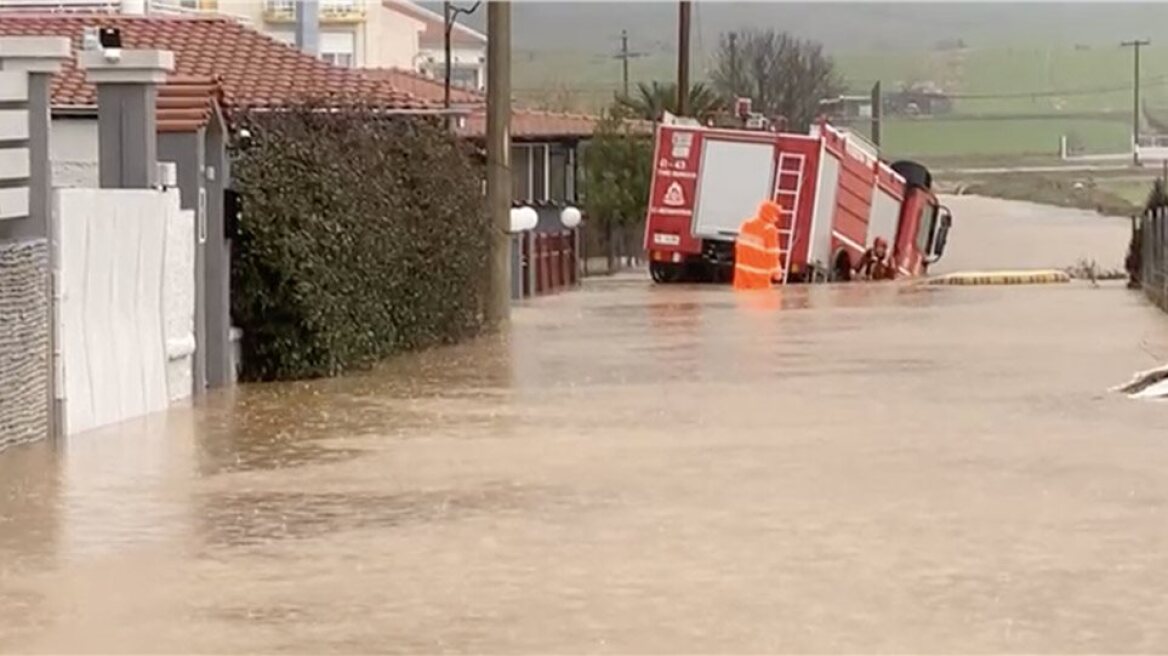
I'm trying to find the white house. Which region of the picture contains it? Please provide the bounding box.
[0,0,484,78]
[378,0,485,90]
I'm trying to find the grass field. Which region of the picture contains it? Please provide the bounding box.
[515,42,1168,162]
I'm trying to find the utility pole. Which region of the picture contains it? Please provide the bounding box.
[614,30,647,98]
[870,80,882,147]
[1122,38,1150,166]
[444,1,481,128]
[728,31,738,89]
[486,0,511,326]
[677,0,691,116]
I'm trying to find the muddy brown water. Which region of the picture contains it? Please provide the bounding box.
[3,197,1168,653]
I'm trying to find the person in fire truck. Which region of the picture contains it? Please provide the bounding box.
[732,200,783,290]
[854,237,895,281]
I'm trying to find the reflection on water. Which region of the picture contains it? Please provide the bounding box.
[3,272,1168,652]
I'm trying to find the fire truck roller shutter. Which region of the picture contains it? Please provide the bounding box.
[891,161,932,190]
[693,139,777,240]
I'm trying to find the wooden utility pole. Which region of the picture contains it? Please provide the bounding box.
[486,0,511,326]
[1122,39,1150,166]
[677,1,691,116]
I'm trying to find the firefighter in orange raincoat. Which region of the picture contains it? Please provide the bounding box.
[732,200,783,290]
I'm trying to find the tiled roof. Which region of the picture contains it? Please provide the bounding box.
[364,67,483,104]
[460,109,653,141]
[0,13,438,112]
[157,74,221,133]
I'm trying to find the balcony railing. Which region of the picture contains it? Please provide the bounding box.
[149,0,254,24]
[263,0,365,23]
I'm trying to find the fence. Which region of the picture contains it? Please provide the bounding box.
[1141,206,1168,310]
[509,202,582,300]
[511,229,580,299]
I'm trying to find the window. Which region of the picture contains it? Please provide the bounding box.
[916,202,937,254]
[320,31,355,68]
[549,145,568,202]
[321,52,353,68]
[449,66,480,90]
[575,142,588,203]
[531,145,547,202]
[512,146,530,201]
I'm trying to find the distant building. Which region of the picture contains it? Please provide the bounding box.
[885,82,952,116]
[818,95,873,121]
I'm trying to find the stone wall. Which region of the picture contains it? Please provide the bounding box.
[0,239,49,452]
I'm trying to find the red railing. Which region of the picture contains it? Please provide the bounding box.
[520,229,578,297]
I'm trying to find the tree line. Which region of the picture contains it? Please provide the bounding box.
[583,28,843,272]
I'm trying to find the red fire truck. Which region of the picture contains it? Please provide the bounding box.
[643,114,952,283]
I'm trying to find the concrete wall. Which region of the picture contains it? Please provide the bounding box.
[0,239,49,451]
[54,187,193,436]
[50,117,98,188]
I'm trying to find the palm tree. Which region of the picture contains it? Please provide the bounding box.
[616,81,724,121]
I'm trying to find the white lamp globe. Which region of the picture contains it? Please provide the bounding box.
[520,206,539,231]
[509,207,526,232]
[560,206,582,229]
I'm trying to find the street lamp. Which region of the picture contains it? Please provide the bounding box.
[560,206,582,229]
[509,206,538,232]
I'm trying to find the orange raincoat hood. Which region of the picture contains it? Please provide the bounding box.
[758,200,782,225]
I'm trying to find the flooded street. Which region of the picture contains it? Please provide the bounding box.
[4,198,1168,653]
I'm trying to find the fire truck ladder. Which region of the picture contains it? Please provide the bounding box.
[773,152,806,284]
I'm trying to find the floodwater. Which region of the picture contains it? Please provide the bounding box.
[4,197,1168,653]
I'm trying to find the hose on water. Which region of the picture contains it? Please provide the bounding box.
[925,270,1072,286]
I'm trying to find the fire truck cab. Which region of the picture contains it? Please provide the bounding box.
[643,113,952,284]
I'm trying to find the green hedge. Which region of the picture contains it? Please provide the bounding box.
[230,103,489,381]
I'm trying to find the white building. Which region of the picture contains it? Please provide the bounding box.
[0,0,487,84]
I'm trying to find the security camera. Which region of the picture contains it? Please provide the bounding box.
[103,47,122,63]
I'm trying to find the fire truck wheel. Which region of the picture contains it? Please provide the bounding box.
[891,160,932,190]
[650,262,685,283]
[830,249,853,282]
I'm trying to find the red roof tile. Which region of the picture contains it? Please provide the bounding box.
[459,109,652,141]
[364,67,483,104]
[0,13,438,112]
[157,74,221,133]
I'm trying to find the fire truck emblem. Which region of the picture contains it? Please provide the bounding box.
[663,181,686,206]
[670,132,693,159]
